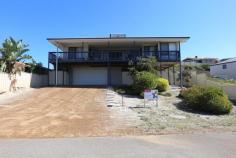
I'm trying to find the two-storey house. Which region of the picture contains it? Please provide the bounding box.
[48,35,189,86]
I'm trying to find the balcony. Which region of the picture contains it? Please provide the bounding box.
[48,51,180,64]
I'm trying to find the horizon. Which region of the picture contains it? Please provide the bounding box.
[0,0,235,66]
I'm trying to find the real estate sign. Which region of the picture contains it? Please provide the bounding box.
[144,89,158,107]
[144,89,158,100]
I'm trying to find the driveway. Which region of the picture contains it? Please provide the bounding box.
[0,87,139,138]
[0,132,235,158]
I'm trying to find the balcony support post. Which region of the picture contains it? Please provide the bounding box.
[107,41,111,87]
[173,65,176,85]
[55,47,58,86]
[168,67,170,84]
[179,42,183,88]
[160,63,162,77]
[63,70,64,86]
[48,52,50,86]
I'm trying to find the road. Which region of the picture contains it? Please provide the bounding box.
[0,132,235,158]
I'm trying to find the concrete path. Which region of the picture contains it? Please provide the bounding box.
[0,132,235,158]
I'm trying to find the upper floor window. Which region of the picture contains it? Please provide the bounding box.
[160,43,169,51]
[144,46,156,51]
[68,47,77,52]
[222,64,227,69]
[169,43,177,51]
[143,46,156,57]
[68,47,83,52]
[160,43,177,51]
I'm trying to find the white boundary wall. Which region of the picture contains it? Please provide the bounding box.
[0,72,48,92]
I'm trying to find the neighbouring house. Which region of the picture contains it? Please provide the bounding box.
[47,35,189,86]
[210,57,236,80]
[183,56,218,66]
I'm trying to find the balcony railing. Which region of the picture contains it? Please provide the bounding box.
[49,51,180,63]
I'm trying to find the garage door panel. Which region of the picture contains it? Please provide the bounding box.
[73,67,107,85]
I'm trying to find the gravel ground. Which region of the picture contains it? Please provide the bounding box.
[109,86,236,134]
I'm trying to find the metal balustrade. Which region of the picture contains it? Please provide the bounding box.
[49,51,180,63]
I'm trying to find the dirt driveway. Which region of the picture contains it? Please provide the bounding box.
[0,88,139,138]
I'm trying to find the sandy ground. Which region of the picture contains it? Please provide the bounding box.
[0,87,140,138]
[0,88,34,105]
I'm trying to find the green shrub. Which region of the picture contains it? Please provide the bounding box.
[156,78,169,92]
[128,57,158,76]
[181,86,233,114]
[179,88,188,98]
[132,71,158,95]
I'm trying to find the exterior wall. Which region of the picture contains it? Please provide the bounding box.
[122,71,133,85]
[0,72,48,92]
[65,44,89,52]
[160,68,180,86]
[49,71,69,86]
[182,61,203,66]
[110,67,122,86]
[183,59,217,66]
[210,62,236,79]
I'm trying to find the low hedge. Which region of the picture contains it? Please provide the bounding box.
[132,71,158,95]
[180,86,233,114]
[156,78,169,92]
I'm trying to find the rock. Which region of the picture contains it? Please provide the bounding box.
[169,114,186,119]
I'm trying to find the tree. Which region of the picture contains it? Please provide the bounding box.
[128,57,158,77]
[0,37,32,74]
[25,59,48,74]
[0,37,32,91]
[182,65,192,87]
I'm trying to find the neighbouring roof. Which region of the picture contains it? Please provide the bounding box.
[213,57,236,65]
[183,57,218,62]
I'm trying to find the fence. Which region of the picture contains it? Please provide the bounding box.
[187,71,236,100]
[0,72,48,92]
[160,69,236,100]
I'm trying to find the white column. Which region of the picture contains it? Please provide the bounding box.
[56,47,58,86]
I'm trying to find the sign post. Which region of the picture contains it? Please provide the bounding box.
[144,89,158,107]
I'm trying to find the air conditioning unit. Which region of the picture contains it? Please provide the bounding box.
[109,34,126,38]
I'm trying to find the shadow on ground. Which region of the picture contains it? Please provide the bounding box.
[173,100,219,116]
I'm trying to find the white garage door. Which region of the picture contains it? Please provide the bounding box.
[73,67,107,85]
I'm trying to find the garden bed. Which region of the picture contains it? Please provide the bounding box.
[112,86,236,134]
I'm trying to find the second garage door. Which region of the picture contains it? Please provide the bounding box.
[73,67,108,85]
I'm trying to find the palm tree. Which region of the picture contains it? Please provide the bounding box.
[0,37,32,74]
[0,37,32,91]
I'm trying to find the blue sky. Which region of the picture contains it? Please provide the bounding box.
[0,0,235,66]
